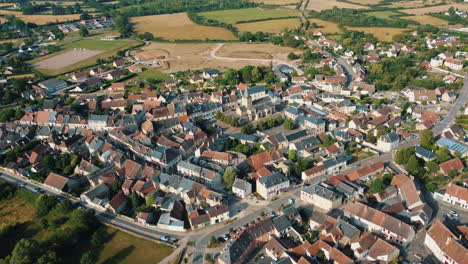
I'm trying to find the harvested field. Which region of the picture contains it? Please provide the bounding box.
[387,0,458,8]
[132,13,237,41]
[132,42,297,72]
[32,49,103,69]
[0,3,16,7]
[250,0,299,4]
[306,0,369,11]
[346,27,408,41]
[199,7,298,24]
[217,43,297,59]
[346,0,381,5]
[0,9,81,24]
[309,18,343,34]
[236,18,301,33]
[401,3,467,15]
[405,15,449,26]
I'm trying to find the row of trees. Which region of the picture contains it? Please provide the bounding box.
[21,2,83,15]
[214,65,277,86]
[241,115,285,134]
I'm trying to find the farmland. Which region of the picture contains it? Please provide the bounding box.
[236,18,301,33]
[384,0,459,8]
[400,3,468,15]
[405,15,449,26]
[132,13,237,41]
[309,18,343,34]
[199,7,298,24]
[132,42,297,72]
[345,0,381,5]
[306,0,369,11]
[250,0,299,4]
[0,9,81,24]
[346,27,408,41]
[30,39,142,76]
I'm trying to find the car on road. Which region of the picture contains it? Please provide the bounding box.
[269,211,276,217]
[354,163,361,167]
[218,237,225,243]
[19,183,26,188]
[161,236,170,242]
[223,234,230,241]
[288,198,295,204]
[448,210,459,218]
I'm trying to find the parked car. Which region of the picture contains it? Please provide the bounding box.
[161,236,170,242]
[448,210,459,218]
[19,183,26,188]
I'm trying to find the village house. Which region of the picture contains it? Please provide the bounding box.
[301,184,343,211]
[232,178,252,198]
[424,220,467,264]
[256,172,290,200]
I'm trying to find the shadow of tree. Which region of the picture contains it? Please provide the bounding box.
[101,245,135,264]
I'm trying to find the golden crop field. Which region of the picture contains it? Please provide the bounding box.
[405,15,449,26]
[132,42,298,72]
[0,3,16,7]
[306,0,369,11]
[217,42,297,59]
[132,13,237,41]
[401,3,467,15]
[0,9,81,24]
[199,7,298,24]
[250,0,299,4]
[346,27,408,41]
[236,18,301,33]
[386,0,458,8]
[345,0,382,5]
[309,18,343,34]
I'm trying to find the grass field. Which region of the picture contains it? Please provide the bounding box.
[30,38,142,76]
[236,18,301,33]
[132,13,237,41]
[97,228,174,264]
[405,15,449,26]
[366,11,402,20]
[0,9,81,24]
[136,66,171,80]
[346,27,408,41]
[199,7,298,24]
[250,0,300,4]
[132,42,297,72]
[309,18,343,34]
[386,0,458,8]
[400,3,467,15]
[306,0,369,11]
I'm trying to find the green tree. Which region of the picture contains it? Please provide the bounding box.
[420,129,435,150]
[145,195,154,207]
[448,169,457,179]
[223,167,238,190]
[426,161,440,173]
[241,124,255,135]
[288,149,298,162]
[79,25,89,37]
[35,195,57,217]
[37,251,59,264]
[369,178,386,193]
[407,155,423,177]
[436,147,452,163]
[91,229,105,247]
[80,252,97,264]
[111,180,122,193]
[9,239,41,264]
[283,118,295,130]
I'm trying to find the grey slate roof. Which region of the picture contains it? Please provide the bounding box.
[258,172,289,188]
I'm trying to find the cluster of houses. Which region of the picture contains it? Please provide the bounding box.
[430,51,465,71]
[56,17,114,33]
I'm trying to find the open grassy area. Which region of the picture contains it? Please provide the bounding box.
[306,0,369,11]
[217,42,297,59]
[64,40,135,50]
[30,38,142,76]
[132,13,237,41]
[199,7,298,24]
[365,11,402,20]
[97,228,174,264]
[236,18,301,33]
[136,66,171,81]
[387,0,460,8]
[309,18,343,34]
[405,15,449,26]
[346,27,408,41]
